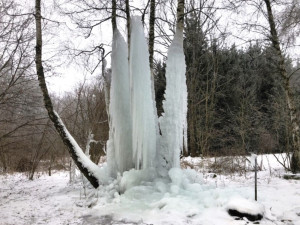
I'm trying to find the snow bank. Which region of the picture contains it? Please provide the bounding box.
[226,196,265,216]
[1,154,299,224]
[90,168,250,225]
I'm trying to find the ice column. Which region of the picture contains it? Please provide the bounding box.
[107,29,133,176]
[159,28,188,171]
[129,17,157,169]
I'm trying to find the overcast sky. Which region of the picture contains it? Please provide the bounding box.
[40,0,299,95]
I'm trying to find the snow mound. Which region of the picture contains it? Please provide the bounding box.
[227,196,265,221]
[2,154,300,225]
[119,168,158,192]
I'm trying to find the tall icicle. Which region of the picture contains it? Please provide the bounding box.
[107,29,133,176]
[159,27,187,172]
[130,17,157,169]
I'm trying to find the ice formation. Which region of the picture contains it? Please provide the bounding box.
[107,29,133,176]
[129,17,158,170]
[106,17,160,176]
[82,16,187,184]
[159,28,188,172]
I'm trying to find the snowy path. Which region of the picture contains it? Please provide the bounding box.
[0,168,299,225]
[0,172,84,225]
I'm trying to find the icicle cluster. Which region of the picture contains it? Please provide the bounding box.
[130,17,157,170]
[107,29,133,176]
[107,16,187,178]
[159,28,188,171]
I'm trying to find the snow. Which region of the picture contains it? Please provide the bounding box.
[0,172,83,225]
[129,17,157,170]
[250,153,258,167]
[85,130,97,157]
[226,196,265,216]
[158,27,188,174]
[119,168,158,193]
[1,154,299,225]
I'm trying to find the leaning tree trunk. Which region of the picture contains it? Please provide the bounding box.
[35,0,99,188]
[264,0,300,173]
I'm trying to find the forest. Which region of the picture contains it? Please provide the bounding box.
[1,0,299,176]
[1,0,300,224]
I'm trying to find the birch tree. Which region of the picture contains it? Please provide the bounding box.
[225,0,300,172]
[35,0,100,188]
[263,0,300,173]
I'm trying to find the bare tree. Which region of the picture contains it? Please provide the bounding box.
[279,0,300,49]
[0,0,36,141]
[149,0,156,75]
[60,82,109,164]
[35,0,100,188]
[0,0,56,173]
[28,120,52,180]
[224,0,300,171]
[263,0,300,173]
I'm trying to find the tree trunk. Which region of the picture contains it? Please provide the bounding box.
[176,0,184,32]
[48,153,54,176]
[29,120,50,180]
[125,0,131,59]
[264,0,300,173]
[35,0,99,188]
[148,0,155,76]
[112,0,117,32]
[102,50,110,117]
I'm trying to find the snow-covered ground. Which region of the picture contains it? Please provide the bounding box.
[0,155,299,225]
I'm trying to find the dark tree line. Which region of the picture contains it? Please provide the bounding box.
[155,13,299,160]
